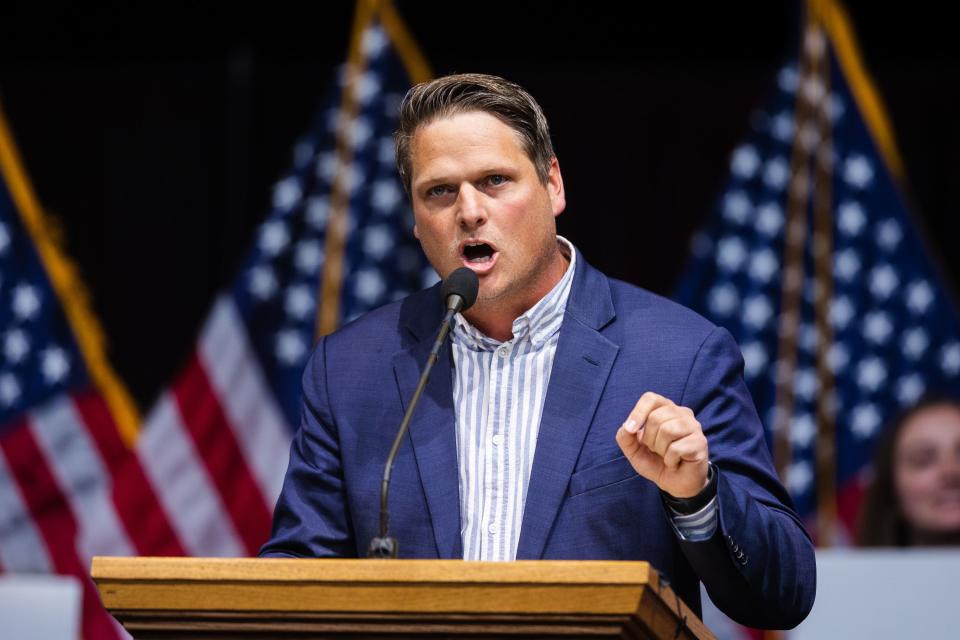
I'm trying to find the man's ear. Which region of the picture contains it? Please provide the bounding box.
[547,157,566,217]
[413,224,420,239]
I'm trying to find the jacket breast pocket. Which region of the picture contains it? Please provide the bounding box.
[568,455,639,497]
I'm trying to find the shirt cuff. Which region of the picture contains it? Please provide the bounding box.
[668,495,718,541]
[662,462,719,542]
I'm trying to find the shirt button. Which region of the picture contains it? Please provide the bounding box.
[488,522,499,534]
[491,434,503,446]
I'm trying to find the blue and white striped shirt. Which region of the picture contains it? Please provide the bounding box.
[451,237,715,561]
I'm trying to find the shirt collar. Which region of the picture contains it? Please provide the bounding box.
[452,236,577,350]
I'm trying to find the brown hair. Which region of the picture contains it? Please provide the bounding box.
[395,73,555,194]
[857,396,960,546]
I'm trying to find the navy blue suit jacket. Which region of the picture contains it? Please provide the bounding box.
[261,254,816,629]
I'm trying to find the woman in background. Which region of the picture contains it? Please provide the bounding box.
[858,397,960,546]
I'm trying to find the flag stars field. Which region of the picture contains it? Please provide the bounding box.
[12,284,41,320]
[372,179,403,213]
[778,65,799,93]
[742,295,774,330]
[790,413,817,449]
[833,248,860,282]
[716,236,748,272]
[247,266,278,301]
[837,200,867,235]
[306,196,331,228]
[762,157,789,190]
[0,373,19,407]
[275,329,307,366]
[875,219,902,250]
[856,357,887,392]
[755,202,784,236]
[748,248,779,283]
[941,343,960,375]
[40,346,69,384]
[4,328,29,363]
[869,265,899,299]
[272,177,303,211]
[863,311,893,345]
[362,225,393,260]
[771,111,795,142]
[843,154,874,188]
[786,461,814,495]
[896,374,925,405]
[722,190,752,224]
[906,280,934,314]
[731,145,760,179]
[851,403,882,439]
[283,286,314,321]
[901,327,929,359]
[829,295,855,329]
[294,241,324,273]
[740,342,768,379]
[258,221,290,257]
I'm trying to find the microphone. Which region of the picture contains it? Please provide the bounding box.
[441,266,480,314]
[368,268,479,558]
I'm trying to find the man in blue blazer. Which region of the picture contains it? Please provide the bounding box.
[261,73,816,630]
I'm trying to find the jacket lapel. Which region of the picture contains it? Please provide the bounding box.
[516,258,619,559]
[392,290,463,559]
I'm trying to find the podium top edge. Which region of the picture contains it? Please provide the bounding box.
[91,557,655,586]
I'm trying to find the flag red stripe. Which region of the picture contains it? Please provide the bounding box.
[172,353,272,555]
[838,476,866,543]
[73,389,187,556]
[0,417,122,640]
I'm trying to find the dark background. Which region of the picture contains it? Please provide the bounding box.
[0,1,957,408]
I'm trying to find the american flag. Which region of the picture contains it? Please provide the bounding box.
[135,3,435,561]
[0,103,153,638]
[675,0,960,552]
[0,0,433,636]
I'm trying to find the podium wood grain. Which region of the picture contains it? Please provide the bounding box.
[92,557,715,639]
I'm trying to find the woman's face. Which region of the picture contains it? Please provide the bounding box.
[894,404,960,538]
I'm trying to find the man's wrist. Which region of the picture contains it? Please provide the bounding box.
[661,462,717,515]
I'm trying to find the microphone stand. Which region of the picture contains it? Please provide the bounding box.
[367,305,459,558]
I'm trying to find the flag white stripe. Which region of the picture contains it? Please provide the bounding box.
[28,397,134,560]
[138,395,245,557]
[0,449,53,572]
[198,296,292,508]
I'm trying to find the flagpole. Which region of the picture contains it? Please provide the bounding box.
[772,5,819,492]
[315,0,380,338]
[809,8,839,548]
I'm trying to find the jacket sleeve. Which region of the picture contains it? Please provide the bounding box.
[259,337,357,558]
[676,326,816,629]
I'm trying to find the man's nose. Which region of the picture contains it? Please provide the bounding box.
[456,184,487,229]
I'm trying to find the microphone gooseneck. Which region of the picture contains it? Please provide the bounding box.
[368,268,479,558]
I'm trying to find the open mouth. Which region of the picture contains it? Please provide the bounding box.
[460,240,499,272]
[463,242,495,263]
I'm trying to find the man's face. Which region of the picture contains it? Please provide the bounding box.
[408,110,566,317]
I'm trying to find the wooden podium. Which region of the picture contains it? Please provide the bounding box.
[92,557,714,639]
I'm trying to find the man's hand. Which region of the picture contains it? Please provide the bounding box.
[615,392,710,498]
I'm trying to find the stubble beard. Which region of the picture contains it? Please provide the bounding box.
[470,234,562,319]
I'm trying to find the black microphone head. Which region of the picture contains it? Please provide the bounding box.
[441,267,479,312]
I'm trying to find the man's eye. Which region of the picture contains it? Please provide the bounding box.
[426,185,450,197]
[487,175,507,186]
